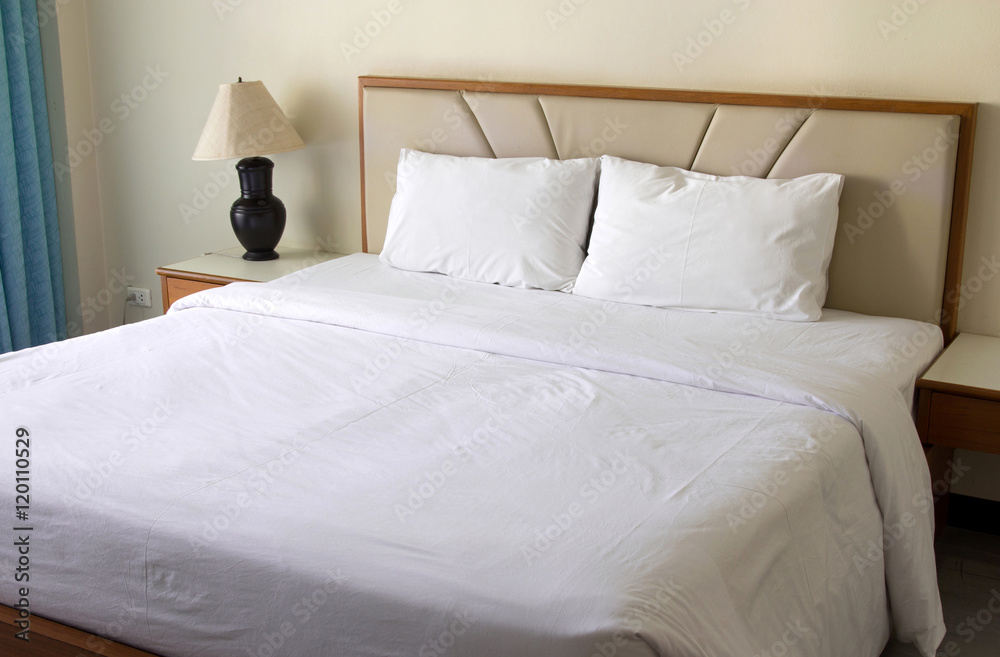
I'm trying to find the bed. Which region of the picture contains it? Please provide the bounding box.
[0,77,978,657]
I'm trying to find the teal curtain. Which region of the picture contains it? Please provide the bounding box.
[0,0,66,353]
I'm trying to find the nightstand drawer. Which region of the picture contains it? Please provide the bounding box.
[927,392,1000,454]
[165,278,224,308]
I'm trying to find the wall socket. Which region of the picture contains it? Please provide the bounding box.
[126,286,151,308]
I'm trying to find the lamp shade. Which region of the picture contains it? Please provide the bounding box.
[192,79,304,160]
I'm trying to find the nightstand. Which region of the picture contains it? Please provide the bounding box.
[917,333,1000,452]
[916,333,1000,532]
[156,246,344,312]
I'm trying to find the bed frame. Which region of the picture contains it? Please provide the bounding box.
[2,76,977,657]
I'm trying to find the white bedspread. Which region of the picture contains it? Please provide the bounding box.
[0,254,945,656]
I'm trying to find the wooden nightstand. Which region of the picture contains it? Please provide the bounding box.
[156,246,344,312]
[917,333,1000,452]
[916,333,1000,531]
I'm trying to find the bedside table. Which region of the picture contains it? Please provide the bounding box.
[156,246,344,312]
[916,333,1000,531]
[917,333,1000,452]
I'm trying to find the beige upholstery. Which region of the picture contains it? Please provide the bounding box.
[539,96,716,166]
[462,92,558,158]
[690,105,810,177]
[362,88,495,252]
[361,81,968,328]
[769,110,959,324]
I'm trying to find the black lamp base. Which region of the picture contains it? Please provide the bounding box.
[231,156,286,261]
[241,249,279,261]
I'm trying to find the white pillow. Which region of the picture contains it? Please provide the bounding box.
[574,156,844,321]
[379,150,599,291]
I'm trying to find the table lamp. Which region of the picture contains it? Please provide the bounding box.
[192,78,305,261]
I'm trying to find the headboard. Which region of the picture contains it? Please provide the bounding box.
[358,76,977,342]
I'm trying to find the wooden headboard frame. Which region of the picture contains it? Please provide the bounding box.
[358,76,977,343]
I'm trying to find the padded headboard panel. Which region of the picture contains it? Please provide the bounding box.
[359,77,976,342]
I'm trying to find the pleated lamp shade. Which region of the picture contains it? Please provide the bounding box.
[192,79,304,160]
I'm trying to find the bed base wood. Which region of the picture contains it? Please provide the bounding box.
[0,605,157,657]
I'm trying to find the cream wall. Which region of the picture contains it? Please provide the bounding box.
[49,0,1000,499]
[40,0,112,336]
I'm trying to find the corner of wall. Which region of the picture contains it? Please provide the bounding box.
[44,0,112,337]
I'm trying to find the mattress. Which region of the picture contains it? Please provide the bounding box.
[0,253,945,656]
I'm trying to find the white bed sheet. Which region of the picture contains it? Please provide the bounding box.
[0,253,945,656]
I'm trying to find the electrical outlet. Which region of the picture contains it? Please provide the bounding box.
[126,286,151,308]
